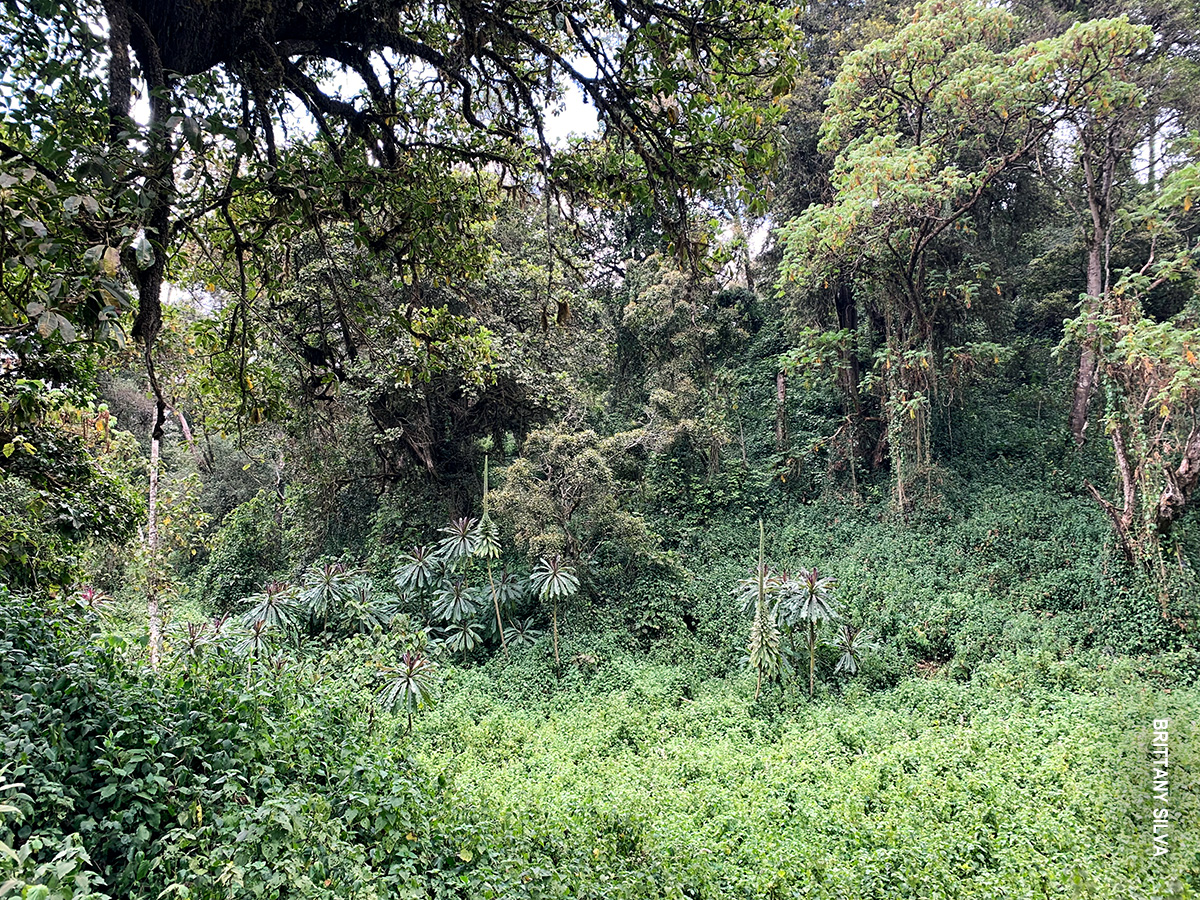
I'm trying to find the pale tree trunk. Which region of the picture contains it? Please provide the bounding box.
[1084,424,1138,565]
[488,562,508,658]
[1068,235,1104,445]
[729,209,755,292]
[146,401,166,669]
[170,403,205,470]
[552,600,560,669]
[1069,146,1114,446]
[833,280,864,466]
[884,346,908,514]
[808,622,816,699]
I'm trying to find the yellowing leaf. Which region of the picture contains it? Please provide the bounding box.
[457,849,473,862]
[101,246,120,277]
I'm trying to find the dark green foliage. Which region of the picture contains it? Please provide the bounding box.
[0,590,290,895]
[189,490,286,614]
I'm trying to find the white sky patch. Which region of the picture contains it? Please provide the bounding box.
[543,81,600,145]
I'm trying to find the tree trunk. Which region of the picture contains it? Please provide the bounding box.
[102,0,131,140]
[1084,421,1138,566]
[1157,424,1200,534]
[552,600,560,669]
[171,404,205,470]
[808,621,816,699]
[488,562,508,658]
[1068,234,1104,445]
[1069,148,1113,446]
[883,341,908,514]
[146,400,166,670]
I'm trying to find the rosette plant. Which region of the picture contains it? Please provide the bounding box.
[377,650,438,733]
[529,555,579,669]
[738,520,782,700]
[779,567,839,698]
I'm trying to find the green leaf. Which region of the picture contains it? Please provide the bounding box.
[133,233,154,269]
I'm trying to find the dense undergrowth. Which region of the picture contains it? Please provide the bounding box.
[8,344,1197,898]
[418,655,1199,900]
[4,586,1199,900]
[6,341,1199,898]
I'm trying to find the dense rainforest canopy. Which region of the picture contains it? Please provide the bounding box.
[1,0,1199,896]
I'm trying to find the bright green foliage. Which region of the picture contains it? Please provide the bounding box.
[441,618,485,662]
[234,619,275,662]
[0,822,107,900]
[431,578,479,624]
[168,613,238,668]
[502,615,544,649]
[493,426,657,565]
[779,567,840,698]
[779,567,839,628]
[745,607,782,701]
[784,6,1152,288]
[738,521,781,699]
[393,545,440,594]
[0,378,142,590]
[829,623,879,677]
[437,517,481,563]
[2,0,1199,896]
[475,515,502,562]
[341,579,395,635]
[1057,147,1200,590]
[476,456,509,653]
[393,499,527,660]
[0,9,130,349]
[529,556,582,603]
[777,0,1153,509]
[413,655,1200,899]
[190,491,286,614]
[737,521,852,699]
